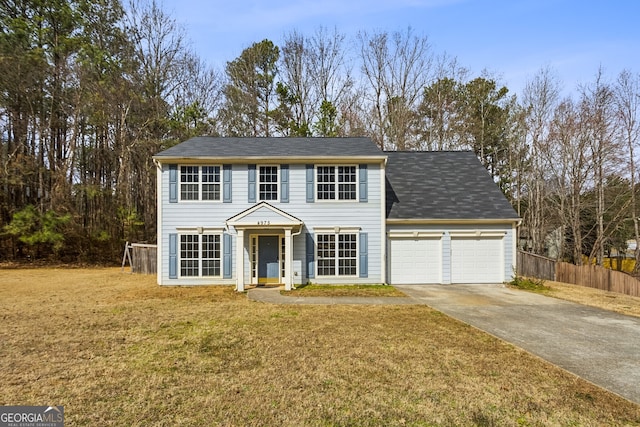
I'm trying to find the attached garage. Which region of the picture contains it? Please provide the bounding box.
[389,234,442,284]
[384,151,520,286]
[451,234,504,283]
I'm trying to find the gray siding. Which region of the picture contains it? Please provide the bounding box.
[503,226,515,281]
[159,163,384,285]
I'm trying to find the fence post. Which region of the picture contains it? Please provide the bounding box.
[121,241,132,273]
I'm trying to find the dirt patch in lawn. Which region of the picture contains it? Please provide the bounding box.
[1,268,638,426]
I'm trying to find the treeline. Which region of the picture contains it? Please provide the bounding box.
[1,0,639,267]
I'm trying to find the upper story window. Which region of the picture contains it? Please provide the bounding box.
[317,166,356,201]
[180,166,221,201]
[259,166,278,201]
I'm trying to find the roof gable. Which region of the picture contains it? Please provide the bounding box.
[226,202,303,227]
[385,151,519,221]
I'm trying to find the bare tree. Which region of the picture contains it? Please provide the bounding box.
[614,70,640,271]
[545,98,593,264]
[416,55,468,151]
[579,69,621,265]
[357,27,433,149]
[307,27,354,114]
[520,67,561,255]
[127,0,193,136]
[170,56,224,137]
[279,30,313,135]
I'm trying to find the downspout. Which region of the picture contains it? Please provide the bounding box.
[223,221,241,292]
[381,157,387,284]
[153,158,162,285]
[289,226,304,290]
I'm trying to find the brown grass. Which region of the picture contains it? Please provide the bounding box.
[543,280,640,318]
[1,268,639,426]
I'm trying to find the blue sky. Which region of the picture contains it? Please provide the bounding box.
[160,0,640,96]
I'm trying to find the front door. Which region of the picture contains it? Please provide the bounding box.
[258,236,280,284]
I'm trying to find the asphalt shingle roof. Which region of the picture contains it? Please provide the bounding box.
[385,151,519,220]
[154,137,383,159]
[155,137,517,221]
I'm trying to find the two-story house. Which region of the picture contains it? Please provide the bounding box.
[153,137,519,290]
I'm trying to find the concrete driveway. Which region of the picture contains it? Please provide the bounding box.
[395,284,640,405]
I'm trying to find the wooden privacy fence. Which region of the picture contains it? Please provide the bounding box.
[517,251,556,281]
[122,242,157,275]
[555,262,640,297]
[517,251,640,297]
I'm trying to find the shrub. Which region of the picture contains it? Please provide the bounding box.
[509,276,549,292]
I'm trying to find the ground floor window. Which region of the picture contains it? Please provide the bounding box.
[180,234,221,277]
[316,233,357,276]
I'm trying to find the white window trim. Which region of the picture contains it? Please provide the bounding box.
[178,165,223,202]
[178,232,223,278]
[314,230,359,278]
[387,231,444,238]
[176,226,225,233]
[258,165,280,202]
[314,226,361,233]
[315,165,358,202]
[449,231,507,238]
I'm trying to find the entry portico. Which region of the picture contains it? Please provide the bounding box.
[226,202,303,292]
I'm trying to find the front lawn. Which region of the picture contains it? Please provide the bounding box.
[0,268,638,426]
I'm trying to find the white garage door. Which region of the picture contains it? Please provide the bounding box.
[451,236,503,283]
[390,238,441,284]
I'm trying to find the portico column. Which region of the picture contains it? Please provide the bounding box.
[236,229,245,292]
[284,228,293,291]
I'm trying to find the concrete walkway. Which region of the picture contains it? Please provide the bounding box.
[248,284,640,405]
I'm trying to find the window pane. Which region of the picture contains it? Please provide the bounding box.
[317,166,335,200]
[259,166,278,200]
[202,235,221,277]
[181,166,199,183]
[202,166,221,201]
[281,236,286,278]
[202,184,220,200]
[316,234,335,276]
[338,234,357,275]
[202,166,220,183]
[338,166,356,200]
[251,237,258,278]
[180,166,199,200]
[180,234,199,276]
[338,258,357,275]
[202,259,220,277]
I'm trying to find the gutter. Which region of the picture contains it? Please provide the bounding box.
[151,155,388,165]
[386,218,522,225]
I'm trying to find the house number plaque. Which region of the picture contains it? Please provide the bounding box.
[257,221,271,225]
